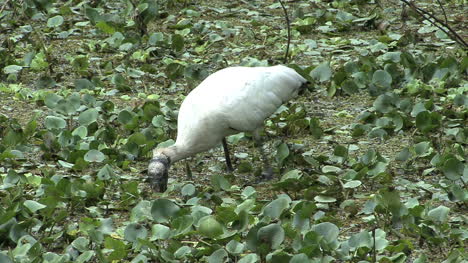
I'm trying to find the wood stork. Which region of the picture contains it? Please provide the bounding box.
[148,65,308,192]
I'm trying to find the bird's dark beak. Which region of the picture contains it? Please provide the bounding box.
[148,157,170,192]
[298,81,310,95]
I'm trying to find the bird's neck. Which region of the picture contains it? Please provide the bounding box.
[153,144,192,163]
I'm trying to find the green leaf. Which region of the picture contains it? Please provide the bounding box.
[171,34,184,52]
[372,70,392,88]
[427,205,450,223]
[72,237,90,252]
[343,180,361,188]
[373,94,394,113]
[181,183,196,197]
[207,249,228,263]
[45,116,66,130]
[310,63,332,82]
[151,199,180,223]
[257,224,285,250]
[442,158,464,180]
[210,174,231,191]
[341,79,359,94]
[275,143,289,166]
[47,15,64,27]
[226,240,244,255]
[78,108,98,126]
[24,200,46,213]
[4,65,22,74]
[124,223,148,242]
[262,196,290,219]
[414,141,431,157]
[198,216,223,238]
[312,222,339,244]
[84,149,105,163]
[151,224,171,240]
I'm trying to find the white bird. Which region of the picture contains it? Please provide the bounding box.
[148,65,308,192]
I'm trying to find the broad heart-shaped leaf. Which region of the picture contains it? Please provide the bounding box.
[74,78,95,90]
[427,205,450,223]
[23,200,46,213]
[151,199,180,223]
[124,223,148,242]
[372,70,392,88]
[47,15,64,27]
[373,93,394,113]
[442,158,464,180]
[341,79,359,94]
[256,224,285,250]
[210,174,231,191]
[44,93,63,108]
[207,249,228,263]
[311,222,339,244]
[310,62,332,82]
[414,141,431,157]
[84,149,105,162]
[4,65,22,74]
[78,108,98,126]
[198,216,223,238]
[45,116,66,130]
[416,111,441,134]
[262,196,291,219]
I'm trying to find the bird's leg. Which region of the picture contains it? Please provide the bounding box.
[222,137,234,172]
[253,130,273,180]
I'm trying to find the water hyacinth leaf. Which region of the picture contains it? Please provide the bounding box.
[24,200,46,213]
[174,246,191,259]
[427,205,450,223]
[4,65,22,74]
[47,15,64,27]
[257,224,285,250]
[72,237,90,252]
[275,143,289,166]
[151,199,180,223]
[78,108,98,126]
[314,196,336,203]
[310,62,332,82]
[341,79,359,94]
[45,116,66,130]
[442,158,464,180]
[226,240,244,255]
[124,223,148,242]
[262,196,290,219]
[343,180,362,188]
[207,249,228,263]
[198,216,223,238]
[171,34,184,52]
[84,149,105,162]
[374,94,394,113]
[414,141,431,157]
[312,222,339,244]
[322,165,341,174]
[104,237,127,261]
[238,254,258,263]
[151,224,171,240]
[97,164,114,180]
[372,70,392,88]
[210,174,231,191]
[181,183,196,197]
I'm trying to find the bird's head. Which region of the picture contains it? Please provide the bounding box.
[148,150,171,192]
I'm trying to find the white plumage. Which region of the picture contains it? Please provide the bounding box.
[148,65,307,192]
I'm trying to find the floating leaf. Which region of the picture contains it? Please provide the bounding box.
[84,149,105,162]
[24,200,46,213]
[47,15,64,27]
[151,199,180,223]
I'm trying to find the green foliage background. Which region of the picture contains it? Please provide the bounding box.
[0,0,466,262]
